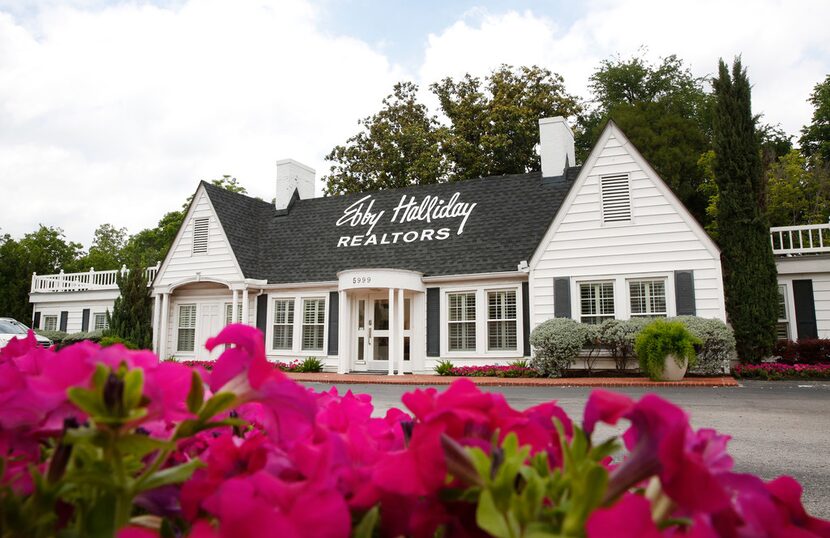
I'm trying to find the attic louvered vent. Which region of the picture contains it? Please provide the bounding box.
[600,174,631,223]
[192,217,209,254]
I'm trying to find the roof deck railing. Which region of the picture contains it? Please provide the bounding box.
[30,262,160,293]
[770,223,830,256]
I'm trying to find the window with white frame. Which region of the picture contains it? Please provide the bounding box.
[487,290,517,351]
[177,304,197,352]
[776,285,789,341]
[224,302,242,325]
[43,315,57,331]
[93,313,109,330]
[628,280,667,318]
[580,282,615,324]
[448,292,476,351]
[273,299,295,350]
[192,217,209,254]
[301,298,325,351]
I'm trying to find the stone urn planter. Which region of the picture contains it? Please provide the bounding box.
[660,353,688,381]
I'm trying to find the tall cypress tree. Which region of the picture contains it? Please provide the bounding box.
[712,59,778,361]
[106,266,153,349]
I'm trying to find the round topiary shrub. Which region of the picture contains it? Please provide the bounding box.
[635,320,700,381]
[598,318,650,370]
[670,316,736,374]
[530,318,590,377]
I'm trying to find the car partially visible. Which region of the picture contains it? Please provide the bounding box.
[0,317,53,349]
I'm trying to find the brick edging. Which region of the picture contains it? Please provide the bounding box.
[285,373,739,387]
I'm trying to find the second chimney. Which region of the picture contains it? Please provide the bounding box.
[275,159,315,211]
[539,117,575,178]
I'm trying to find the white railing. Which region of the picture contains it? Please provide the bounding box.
[770,223,830,255]
[31,262,160,293]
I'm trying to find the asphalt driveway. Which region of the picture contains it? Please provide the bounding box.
[302,379,830,519]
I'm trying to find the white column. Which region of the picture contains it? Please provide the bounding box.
[159,293,169,359]
[152,294,161,353]
[241,288,249,325]
[338,290,348,374]
[397,288,405,375]
[231,289,239,324]
[388,287,395,376]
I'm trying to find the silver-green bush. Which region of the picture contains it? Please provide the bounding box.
[529,318,590,377]
[598,318,650,370]
[670,316,736,374]
[34,329,68,344]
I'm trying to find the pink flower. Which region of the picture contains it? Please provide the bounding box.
[583,389,634,436]
[372,421,447,497]
[586,493,661,538]
[206,324,280,394]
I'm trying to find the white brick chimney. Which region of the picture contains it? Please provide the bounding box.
[539,117,575,178]
[275,159,315,211]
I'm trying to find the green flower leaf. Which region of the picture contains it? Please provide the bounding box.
[123,368,145,412]
[186,370,205,414]
[353,505,380,538]
[139,459,203,492]
[476,489,511,538]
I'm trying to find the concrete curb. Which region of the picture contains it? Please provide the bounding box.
[286,373,739,387]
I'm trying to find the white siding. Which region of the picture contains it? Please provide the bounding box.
[33,298,117,333]
[777,272,830,339]
[154,189,243,288]
[530,127,725,327]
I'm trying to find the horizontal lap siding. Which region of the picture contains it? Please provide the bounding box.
[156,191,242,287]
[34,299,116,333]
[815,277,830,337]
[532,132,724,326]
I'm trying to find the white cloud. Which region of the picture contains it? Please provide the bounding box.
[419,1,830,137]
[0,0,406,246]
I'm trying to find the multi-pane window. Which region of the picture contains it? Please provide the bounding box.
[192,217,209,254]
[273,299,295,350]
[224,302,242,325]
[580,282,615,324]
[448,292,476,351]
[301,298,325,351]
[93,313,109,330]
[177,304,197,352]
[776,285,790,341]
[629,280,667,317]
[43,315,57,331]
[487,290,517,351]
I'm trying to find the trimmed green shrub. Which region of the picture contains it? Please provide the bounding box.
[434,359,454,376]
[530,318,590,377]
[670,316,736,375]
[99,335,138,350]
[34,329,68,345]
[61,330,104,347]
[598,318,650,371]
[297,357,323,373]
[635,320,700,380]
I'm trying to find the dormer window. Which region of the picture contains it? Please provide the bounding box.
[600,174,631,223]
[192,217,209,254]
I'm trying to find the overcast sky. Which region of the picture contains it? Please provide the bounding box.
[2,0,828,250]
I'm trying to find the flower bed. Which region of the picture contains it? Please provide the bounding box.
[1,325,828,537]
[438,364,540,378]
[176,357,322,373]
[733,363,830,380]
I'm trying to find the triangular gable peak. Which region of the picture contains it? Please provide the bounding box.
[528,121,725,325]
[153,183,245,291]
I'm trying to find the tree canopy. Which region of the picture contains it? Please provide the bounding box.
[799,75,830,163]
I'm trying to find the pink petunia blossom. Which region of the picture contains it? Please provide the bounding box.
[586,493,662,538]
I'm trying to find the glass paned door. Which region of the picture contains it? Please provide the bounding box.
[353,293,414,371]
[368,296,390,370]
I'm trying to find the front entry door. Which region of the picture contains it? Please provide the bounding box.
[196,304,222,361]
[353,293,412,372]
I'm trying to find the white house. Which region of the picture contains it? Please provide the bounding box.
[31,118,743,372]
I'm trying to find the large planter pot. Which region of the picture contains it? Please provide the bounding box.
[661,354,688,381]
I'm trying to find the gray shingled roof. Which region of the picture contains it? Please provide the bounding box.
[202,169,579,283]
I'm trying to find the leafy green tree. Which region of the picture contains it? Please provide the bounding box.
[712,58,779,362]
[208,175,248,195]
[77,223,128,271]
[766,149,830,226]
[799,75,830,163]
[121,211,184,268]
[323,82,447,195]
[105,265,153,349]
[431,65,581,179]
[0,226,83,322]
[576,53,713,222]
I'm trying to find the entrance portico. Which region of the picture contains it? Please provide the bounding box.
[337,269,425,375]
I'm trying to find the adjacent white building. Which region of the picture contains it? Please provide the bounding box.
[31,117,823,372]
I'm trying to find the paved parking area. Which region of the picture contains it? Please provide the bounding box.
[302,379,830,518]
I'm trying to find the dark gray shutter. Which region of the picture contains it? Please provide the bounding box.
[255,294,268,343]
[793,279,818,340]
[327,291,339,356]
[33,311,41,329]
[81,309,90,332]
[674,271,696,316]
[522,282,530,356]
[59,311,68,332]
[554,277,571,318]
[426,287,440,357]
